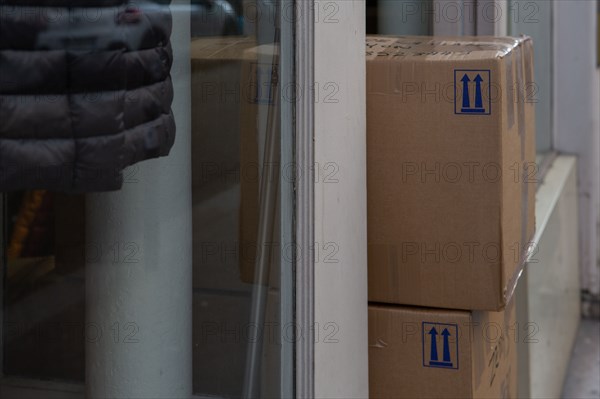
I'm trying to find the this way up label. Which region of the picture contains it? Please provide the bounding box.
[422,322,459,370]
[454,69,491,115]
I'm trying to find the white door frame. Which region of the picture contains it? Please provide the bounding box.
[311,1,369,398]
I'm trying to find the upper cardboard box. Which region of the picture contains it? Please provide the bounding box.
[367,36,536,311]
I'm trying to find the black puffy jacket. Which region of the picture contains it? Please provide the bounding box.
[0,0,175,192]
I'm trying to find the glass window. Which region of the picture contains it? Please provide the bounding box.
[189,1,294,397]
[368,0,433,35]
[509,0,553,154]
[1,1,295,397]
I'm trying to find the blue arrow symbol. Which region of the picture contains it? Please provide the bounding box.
[461,74,471,109]
[474,74,484,109]
[441,328,452,362]
[428,327,439,361]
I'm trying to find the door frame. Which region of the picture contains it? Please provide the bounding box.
[294,0,316,397]
[311,1,369,398]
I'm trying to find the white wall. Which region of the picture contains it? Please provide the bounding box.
[517,156,580,398]
[553,0,600,302]
[314,1,368,398]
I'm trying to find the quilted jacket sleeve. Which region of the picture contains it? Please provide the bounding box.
[0,0,176,192]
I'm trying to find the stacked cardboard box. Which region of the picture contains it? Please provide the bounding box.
[370,299,517,399]
[366,35,536,398]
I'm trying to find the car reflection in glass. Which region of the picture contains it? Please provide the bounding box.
[34,0,240,51]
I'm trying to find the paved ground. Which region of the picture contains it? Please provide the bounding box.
[1,318,599,398]
[562,319,600,399]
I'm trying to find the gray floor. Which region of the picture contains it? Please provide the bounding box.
[562,319,600,399]
[1,320,599,398]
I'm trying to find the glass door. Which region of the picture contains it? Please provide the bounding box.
[188,0,294,397]
[0,1,295,397]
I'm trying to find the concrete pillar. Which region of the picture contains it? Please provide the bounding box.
[85,2,192,398]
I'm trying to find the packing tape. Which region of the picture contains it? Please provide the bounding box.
[517,44,529,286]
[524,40,534,92]
[366,37,520,59]
[504,40,535,304]
[516,46,526,140]
[506,53,515,130]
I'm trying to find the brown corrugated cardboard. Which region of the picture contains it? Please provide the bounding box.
[369,299,517,399]
[367,36,536,310]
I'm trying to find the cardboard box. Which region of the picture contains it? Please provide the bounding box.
[369,299,517,399]
[367,36,536,310]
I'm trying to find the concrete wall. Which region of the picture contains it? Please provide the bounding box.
[517,156,581,398]
[553,0,600,305]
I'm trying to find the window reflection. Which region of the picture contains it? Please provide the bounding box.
[2,1,291,398]
[190,1,285,395]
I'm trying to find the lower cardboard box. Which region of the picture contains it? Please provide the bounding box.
[369,298,517,399]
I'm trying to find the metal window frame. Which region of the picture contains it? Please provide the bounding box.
[279,0,297,397]
[294,0,315,398]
